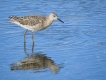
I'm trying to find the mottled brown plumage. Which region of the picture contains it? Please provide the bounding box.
[17,15,46,26]
[8,12,64,42]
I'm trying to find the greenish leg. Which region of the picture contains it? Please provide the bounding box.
[32,41,34,54]
[31,32,34,43]
[24,42,29,56]
[31,32,34,54]
[24,29,28,43]
[23,29,29,55]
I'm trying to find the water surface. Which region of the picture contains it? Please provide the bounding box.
[0,0,106,80]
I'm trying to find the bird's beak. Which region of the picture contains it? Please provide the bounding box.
[57,18,64,23]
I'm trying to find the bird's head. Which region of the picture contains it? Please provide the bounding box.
[49,12,64,23]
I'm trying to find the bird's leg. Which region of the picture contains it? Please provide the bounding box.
[24,41,27,54]
[31,32,34,43]
[24,41,26,52]
[32,40,34,54]
[31,32,34,54]
[24,29,28,43]
[23,29,29,55]
[24,42,29,56]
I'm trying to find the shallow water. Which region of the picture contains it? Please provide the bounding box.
[0,0,106,80]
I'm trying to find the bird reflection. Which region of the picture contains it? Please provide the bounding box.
[11,42,60,74]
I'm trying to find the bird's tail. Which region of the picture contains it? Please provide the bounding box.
[8,16,19,22]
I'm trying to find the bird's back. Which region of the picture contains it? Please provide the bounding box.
[9,15,47,26]
[8,15,49,31]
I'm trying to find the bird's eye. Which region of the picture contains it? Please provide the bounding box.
[53,15,56,17]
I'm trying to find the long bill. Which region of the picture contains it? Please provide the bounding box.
[57,18,64,23]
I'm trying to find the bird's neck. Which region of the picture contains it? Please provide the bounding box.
[46,16,53,27]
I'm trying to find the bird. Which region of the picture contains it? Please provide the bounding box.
[8,12,64,43]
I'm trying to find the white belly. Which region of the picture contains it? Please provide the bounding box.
[12,21,46,32]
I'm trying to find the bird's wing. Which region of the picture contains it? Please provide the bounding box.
[18,15,47,26]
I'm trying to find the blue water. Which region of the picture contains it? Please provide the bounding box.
[0,0,106,80]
